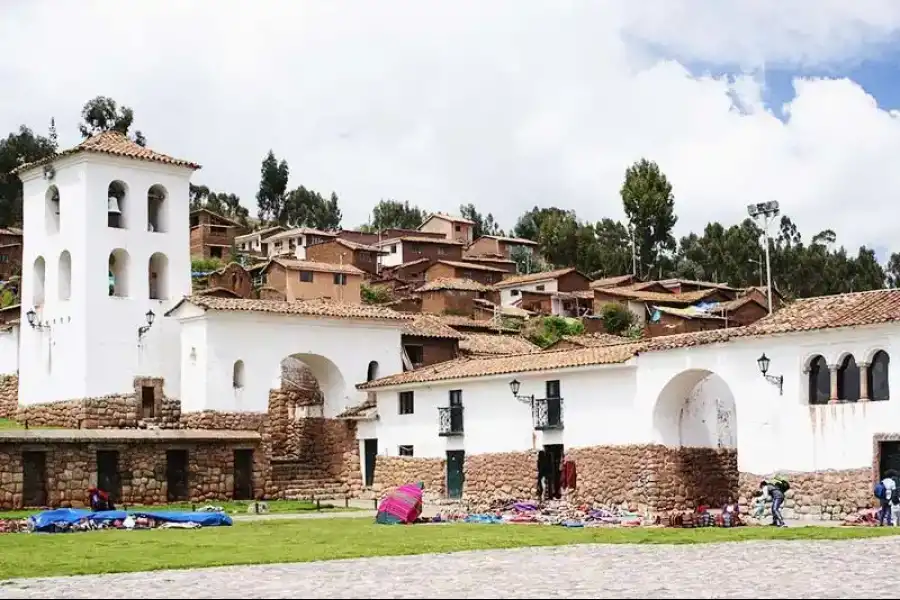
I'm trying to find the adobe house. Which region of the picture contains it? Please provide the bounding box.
[457,254,518,274]
[336,228,445,246]
[466,235,537,259]
[305,238,386,276]
[377,258,432,290]
[260,257,365,303]
[376,236,464,268]
[593,286,736,329]
[0,227,23,281]
[517,289,593,317]
[415,278,494,316]
[424,260,508,286]
[206,262,254,299]
[189,208,245,261]
[494,267,592,312]
[418,213,475,244]
[261,228,337,260]
[401,315,462,370]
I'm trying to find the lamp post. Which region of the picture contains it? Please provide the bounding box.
[747,201,779,315]
[757,353,783,395]
[508,379,533,405]
[137,309,156,341]
[25,308,47,331]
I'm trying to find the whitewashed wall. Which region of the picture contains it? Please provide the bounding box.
[0,325,19,374]
[498,278,559,306]
[18,154,193,405]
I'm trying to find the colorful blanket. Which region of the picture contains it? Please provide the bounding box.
[376,482,424,525]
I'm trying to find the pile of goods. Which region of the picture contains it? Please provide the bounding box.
[0,518,29,534]
[666,504,743,528]
[843,508,881,526]
[10,508,233,534]
[431,499,645,528]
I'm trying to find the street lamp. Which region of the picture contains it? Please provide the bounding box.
[747,201,780,315]
[26,308,47,331]
[756,353,783,395]
[509,379,533,405]
[138,309,156,341]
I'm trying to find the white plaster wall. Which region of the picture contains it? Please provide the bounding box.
[0,325,19,375]
[176,309,404,415]
[372,365,638,458]
[499,279,559,306]
[379,242,403,267]
[18,155,193,404]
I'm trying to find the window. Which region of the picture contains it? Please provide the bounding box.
[536,284,545,291]
[837,354,860,402]
[391,244,398,254]
[511,289,520,296]
[870,351,891,401]
[33,256,46,305]
[367,361,379,382]
[299,270,314,283]
[211,226,227,236]
[190,215,200,227]
[333,273,347,285]
[399,391,414,415]
[449,389,462,406]
[147,184,167,232]
[108,249,130,297]
[399,445,414,457]
[462,271,473,279]
[107,181,127,229]
[455,225,461,232]
[58,250,71,300]
[411,245,422,254]
[45,185,60,235]
[233,360,245,389]
[404,345,424,366]
[437,247,447,255]
[210,247,223,259]
[808,355,830,404]
[546,380,561,398]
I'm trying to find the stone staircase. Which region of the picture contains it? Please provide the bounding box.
[270,458,347,501]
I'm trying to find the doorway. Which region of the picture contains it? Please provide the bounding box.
[22,451,47,507]
[446,450,465,499]
[96,450,121,502]
[166,449,189,502]
[879,441,900,478]
[364,439,378,487]
[141,386,156,419]
[543,444,564,500]
[233,449,254,500]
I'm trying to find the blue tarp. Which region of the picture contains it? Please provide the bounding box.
[29,508,232,532]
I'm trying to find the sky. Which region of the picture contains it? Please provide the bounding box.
[3,1,900,257]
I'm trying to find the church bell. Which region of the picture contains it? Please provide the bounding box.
[107,195,122,215]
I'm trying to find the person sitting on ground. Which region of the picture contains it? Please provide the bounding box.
[88,487,115,512]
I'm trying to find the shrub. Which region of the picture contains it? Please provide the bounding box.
[600,302,636,335]
[361,284,392,305]
[523,316,584,348]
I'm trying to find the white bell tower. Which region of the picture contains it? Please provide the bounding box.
[14,132,200,405]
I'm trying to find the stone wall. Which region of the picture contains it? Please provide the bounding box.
[0,441,263,510]
[0,374,17,419]
[464,451,537,507]
[738,468,874,521]
[372,456,446,500]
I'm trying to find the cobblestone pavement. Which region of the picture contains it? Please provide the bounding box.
[0,537,892,599]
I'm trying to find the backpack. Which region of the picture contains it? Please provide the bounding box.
[874,481,886,500]
[771,477,790,493]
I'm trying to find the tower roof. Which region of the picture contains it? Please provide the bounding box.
[12,131,201,175]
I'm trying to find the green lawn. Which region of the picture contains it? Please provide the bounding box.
[1,518,898,580]
[0,499,352,520]
[0,418,23,430]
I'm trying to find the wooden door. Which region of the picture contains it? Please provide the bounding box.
[446,450,465,500]
[97,450,121,502]
[233,449,254,500]
[166,449,189,502]
[364,439,378,487]
[22,451,47,507]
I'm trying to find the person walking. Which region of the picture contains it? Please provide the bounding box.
[761,478,787,527]
[876,470,898,526]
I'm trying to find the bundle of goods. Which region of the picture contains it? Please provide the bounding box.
[434,500,643,528]
[0,518,29,534]
[843,508,880,526]
[27,508,232,534]
[667,505,743,529]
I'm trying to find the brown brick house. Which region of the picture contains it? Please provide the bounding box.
[189,209,245,260]
[457,254,517,274]
[206,262,254,298]
[306,238,386,276]
[418,213,475,244]
[0,227,22,281]
[424,260,508,286]
[465,235,537,259]
[376,236,464,266]
[260,258,365,303]
[337,228,445,246]
[415,278,494,316]
[401,315,462,370]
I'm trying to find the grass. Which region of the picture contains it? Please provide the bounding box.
[0,418,23,430]
[0,499,352,520]
[1,518,898,580]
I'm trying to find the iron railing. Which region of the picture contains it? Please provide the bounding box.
[533,397,563,430]
[438,406,464,436]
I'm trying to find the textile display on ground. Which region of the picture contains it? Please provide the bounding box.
[27,508,233,533]
[376,482,424,525]
[431,500,645,528]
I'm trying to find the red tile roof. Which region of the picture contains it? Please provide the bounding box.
[166,296,411,321]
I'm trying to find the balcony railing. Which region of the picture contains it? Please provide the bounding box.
[438,406,464,436]
[533,397,563,430]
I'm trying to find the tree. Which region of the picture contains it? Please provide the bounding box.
[887,253,900,288]
[369,199,424,231]
[0,125,56,227]
[459,203,502,237]
[256,151,289,224]
[592,218,633,278]
[190,184,250,226]
[620,159,677,279]
[78,96,146,146]
[513,206,569,241]
[283,187,342,230]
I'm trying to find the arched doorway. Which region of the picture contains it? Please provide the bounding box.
[652,369,739,508]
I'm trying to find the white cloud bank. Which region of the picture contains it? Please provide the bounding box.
[2,0,900,253]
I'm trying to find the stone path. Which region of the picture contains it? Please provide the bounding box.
[0,537,893,599]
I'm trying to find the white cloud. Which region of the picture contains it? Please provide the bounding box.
[2,0,900,253]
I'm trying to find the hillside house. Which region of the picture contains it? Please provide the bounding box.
[401,315,462,370]
[457,254,518,274]
[424,260,508,286]
[189,209,244,260]
[260,257,365,303]
[415,278,494,316]
[466,235,537,259]
[494,268,592,313]
[234,226,284,258]
[306,238,386,276]
[261,228,337,260]
[376,236,464,268]
[418,213,475,244]
[0,227,22,281]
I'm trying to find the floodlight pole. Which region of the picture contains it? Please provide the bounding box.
[747,201,780,315]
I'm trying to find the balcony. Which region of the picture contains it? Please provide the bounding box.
[438,406,464,436]
[533,397,563,430]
